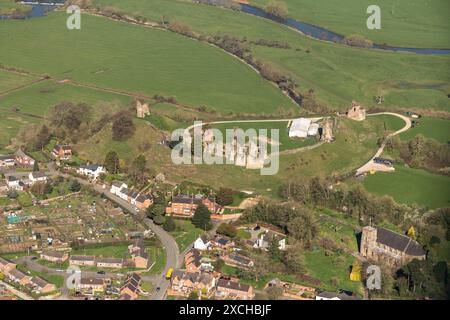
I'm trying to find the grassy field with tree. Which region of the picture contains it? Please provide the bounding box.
[363,166,450,208]
[0,12,295,114]
[252,0,450,49]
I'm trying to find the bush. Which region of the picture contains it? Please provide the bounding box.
[265,0,288,19]
[153,215,165,225]
[344,34,373,48]
[163,216,176,232]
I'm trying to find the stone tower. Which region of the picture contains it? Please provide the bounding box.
[346,102,366,121]
[136,99,150,118]
[360,226,377,258]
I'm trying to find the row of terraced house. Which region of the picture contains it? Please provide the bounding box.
[0,257,56,294]
[110,182,154,212]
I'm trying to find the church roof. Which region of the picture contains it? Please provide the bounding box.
[376,227,425,257]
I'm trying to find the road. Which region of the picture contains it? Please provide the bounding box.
[69,175,180,300]
[20,164,181,300]
[356,112,412,175]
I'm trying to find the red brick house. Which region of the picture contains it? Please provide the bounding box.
[216,278,254,300]
[52,145,72,160]
[166,194,221,217]
[14,149,35,167]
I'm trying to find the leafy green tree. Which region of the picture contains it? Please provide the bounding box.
[153,215,165,225]
[69,179,81,192]
[7,190,18,199]
[216,222,237,238]
[147,204,165,220]
[104,151,119,174]
[287,209,317,245]
[216,188,234,206]
[163,216,176,232]
[112,111,135,141]
[130,154,147,184]
[192,204,212,231]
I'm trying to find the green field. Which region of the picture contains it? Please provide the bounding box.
[0,0,31,15]
[399,117,450,143]
[252,0,450,49]
[0,70,36,93]
[90,0,450,112]
[363,166,450,208]
[0,12,295,114]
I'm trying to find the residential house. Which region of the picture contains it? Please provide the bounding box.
[185,248,202,273]
[52,145,72,160]
[69,255,96,267]
[135,194,153,211]
[127,190,140,206]
[6,176,23,191]
[254,232,286,251]
[77,164,106,180]
[76,277,105,294]
[29,171,47,185]
[194,235,211,251]
[222,253,254,269]
[110,181,128,196]
[128,239,149,268]
[14,149,35,167]
[40,250,69,263]
[0,155,15,168]
[29,277,57,294]
[120,273,141,300]
[211,236,235,250]
[117,187,129,201]
[7,269,32,286]
[0,257,17,275]
[360,226,426,268]
[166,194,221,217]
[96,258,123,269]
[216,278,254,300]
[170,270,216,297]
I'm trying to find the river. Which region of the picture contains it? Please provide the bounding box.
[240,4,450,56]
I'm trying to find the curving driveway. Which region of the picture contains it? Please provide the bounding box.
[356,112,412,175]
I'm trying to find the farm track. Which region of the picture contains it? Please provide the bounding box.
[356,112,412,174]
[0,77,49,98]
[0,65,208,115]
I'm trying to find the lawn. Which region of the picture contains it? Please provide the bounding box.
[304,249,363,294]
[399,117,450,143]
[90,0,450,112]
[252,0,450,49]
[236,229,251,240]
[170,219,203,252]
[363,166,450,209]
[0,11,295,114]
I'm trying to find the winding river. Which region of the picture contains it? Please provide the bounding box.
[240,4,450,55]
[2,2,449,56]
